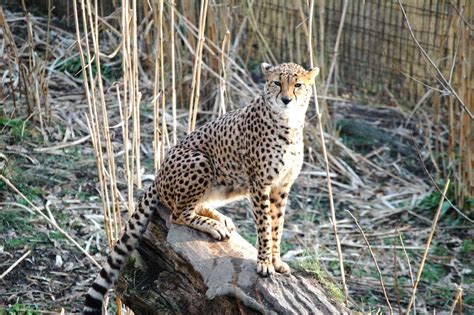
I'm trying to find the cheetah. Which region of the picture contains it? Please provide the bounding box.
[83,62,320,314]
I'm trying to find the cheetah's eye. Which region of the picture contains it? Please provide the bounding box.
[273,81,281,87]
[295,83,302,88]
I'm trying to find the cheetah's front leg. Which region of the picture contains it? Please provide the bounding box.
[251,186,274,276]
[270,187,291,274]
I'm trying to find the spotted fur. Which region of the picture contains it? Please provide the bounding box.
[83,62,319,314]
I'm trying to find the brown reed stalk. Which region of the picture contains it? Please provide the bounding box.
[170,7,258,96]
[321,0,348,124]
[152,0,161,172]
[21,0,46,138]
[132,0,142,191]
[456,0,472,206]
[73,0,113,247]
[406,179,451,314]
[89,0,122,240]
[170,0,177,145]
[122,0,142,212]
[39,0,52,125]
[81,0,113,245]
[308,0,348,303]
[318,0,326,80]
[218,30,230,116]
[244,0,278,65]
[346,210,393,314]
[159,0,168,162]
[188,0,209,133]
[121,0,132,213]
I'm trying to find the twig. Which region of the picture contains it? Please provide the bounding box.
[308,0,348,303]
[346,210,393,314]
[0,175,100,268]
[0,201,35,215]
[393,245,402,315]
[322,0,348,101]
[398,230,416,314]
[405,179,450,314]
[449,287,463,315]
[33,135,91,152]
[0,249,32,280]
[398,0,473,119]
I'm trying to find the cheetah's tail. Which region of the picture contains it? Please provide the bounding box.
[83,182,159,315]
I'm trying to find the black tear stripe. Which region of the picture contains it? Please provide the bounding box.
[293,89,298,102]
[276,74,282,100]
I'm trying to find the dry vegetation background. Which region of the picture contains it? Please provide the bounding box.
[0,0,472,314]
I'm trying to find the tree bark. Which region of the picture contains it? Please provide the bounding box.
[118,203,349,315]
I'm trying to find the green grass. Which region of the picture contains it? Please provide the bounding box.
[0,207,66,251]
[0,159,43,207]
[0,117,30,143]
[461,239,474,255]
[420,262,449,283]
[1,302,40,315]
[293,257,345,303]
[241,232,256,246]
[0,210,35,235]
[56,54,121,83]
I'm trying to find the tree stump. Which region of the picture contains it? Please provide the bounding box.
[118,203,349,314]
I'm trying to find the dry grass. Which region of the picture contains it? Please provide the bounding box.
[0,2,472,314]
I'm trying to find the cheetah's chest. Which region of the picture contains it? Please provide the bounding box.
[273,140,304,186]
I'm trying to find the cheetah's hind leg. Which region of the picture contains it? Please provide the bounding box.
[174,206,232,241]
[197,206,236,233]
[166,149,231,241]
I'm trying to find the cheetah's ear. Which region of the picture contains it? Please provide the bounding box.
[304,67,320,84]
[261,63,273,77]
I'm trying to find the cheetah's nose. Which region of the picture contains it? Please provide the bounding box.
[281,96,292,105]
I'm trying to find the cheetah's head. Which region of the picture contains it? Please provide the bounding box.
[261,62,319,111]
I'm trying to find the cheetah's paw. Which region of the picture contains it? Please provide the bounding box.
[220,215,236,233]
[273,258,291,274]
[256,259,275,277]
[208,222,231,241]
